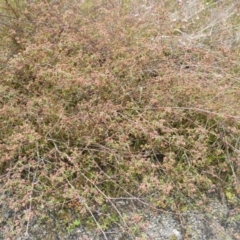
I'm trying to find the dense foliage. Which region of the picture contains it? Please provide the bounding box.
[0,0,240,238]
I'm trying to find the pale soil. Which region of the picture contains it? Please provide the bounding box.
[1,194,240,240]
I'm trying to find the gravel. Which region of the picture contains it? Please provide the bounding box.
[1,196,240,239]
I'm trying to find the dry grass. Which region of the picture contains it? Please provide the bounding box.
[0,0,240,238]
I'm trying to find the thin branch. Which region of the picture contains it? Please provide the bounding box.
[145,106,240,120]
[5,0,19,18]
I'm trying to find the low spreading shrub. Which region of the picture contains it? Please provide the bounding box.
[0,0,239,238]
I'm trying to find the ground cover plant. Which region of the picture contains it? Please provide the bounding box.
[0,0,240,238]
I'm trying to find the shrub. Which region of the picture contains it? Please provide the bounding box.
[0,0,240,238]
